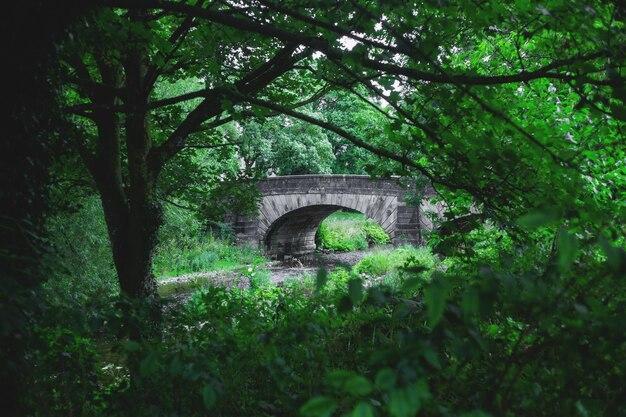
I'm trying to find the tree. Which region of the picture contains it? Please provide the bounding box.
[318,89,390,175]
[61,7,317,299]
[61,1,625,302]
[236,116,336,175]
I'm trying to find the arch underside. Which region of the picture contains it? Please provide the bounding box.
[264,205,337,256]
[263,200,397,256]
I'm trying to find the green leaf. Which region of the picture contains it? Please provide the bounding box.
[421,347,441,370]
[348,278,364,305]
[462,286,480,316]
[388,381,429,417]
[315,268,328,293]
[375,368,397,390]
[388,389,417,417]
[327,370,373,396]
[516,209,560,229]
[599,236,626,272]
[575,400,590,417]
[352,401,375,417]
[400,276,423,292]
[557,228,578,271]
[300,396,338,417]
[424,277,450,327]
[201,385,217,409]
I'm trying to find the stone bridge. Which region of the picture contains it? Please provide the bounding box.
[228,175,437,257]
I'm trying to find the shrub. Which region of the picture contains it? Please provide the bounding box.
[153,205,268,278]
[363,219,391,245]
[27,241,626,417]
[316,211,390,252]
[43,196,119,305]
[356,246,440,277]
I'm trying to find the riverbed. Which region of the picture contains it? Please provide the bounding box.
[158,247,392,301]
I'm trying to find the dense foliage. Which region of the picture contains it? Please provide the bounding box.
[317,211,391,252]
[26,237,626,416]
[5,1,626,416]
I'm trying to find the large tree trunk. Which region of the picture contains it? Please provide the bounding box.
[89,134,161,301]
[103,193,161,300]
[86,94,161,300]
[104,8,161,301]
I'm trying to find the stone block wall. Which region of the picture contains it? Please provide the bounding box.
[226,175,433,256]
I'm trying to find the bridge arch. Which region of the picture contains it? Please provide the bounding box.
[263,204,394,256]
[227,175,433,257]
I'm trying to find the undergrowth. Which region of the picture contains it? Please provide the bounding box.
[153,237,267,278]
[153,205,268,278]
[355,245,441,278]
[32,237,626,417]
[316,211,390,252]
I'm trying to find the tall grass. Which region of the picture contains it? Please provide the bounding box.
[153,237,267,278]
[355,245,441,277]
[153,205,268,278]
[316,211,390,252]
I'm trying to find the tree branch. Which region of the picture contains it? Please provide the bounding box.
[179,142,241,149]
[148,42,306,172]
[224,89,450,186]
[134,0,613,86]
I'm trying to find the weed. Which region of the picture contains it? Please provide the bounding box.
[316,211,390,252]
[355,246,439,277]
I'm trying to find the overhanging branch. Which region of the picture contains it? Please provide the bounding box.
[224,89,447,183]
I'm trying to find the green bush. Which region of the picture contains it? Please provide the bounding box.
[29,324,104,416]
[316,211,390,252]
[356,245,440,277]
[153,205,268,278]
[363,219,391,245]
[43,196,119,305]
[27,239,626,417]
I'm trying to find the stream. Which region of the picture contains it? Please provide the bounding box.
[158,246,392,303]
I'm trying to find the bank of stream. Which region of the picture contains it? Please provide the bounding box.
[158,246,392,302]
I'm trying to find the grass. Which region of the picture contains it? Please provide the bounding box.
[158,245,441,297]
[154,208,417,299]
[154,208,391,283]
[355,245,440,277]
[153,234,268,279]
[157,266,272,297]
[316,211,390,252]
